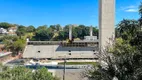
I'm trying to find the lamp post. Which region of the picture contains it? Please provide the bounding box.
[63,56,66,80]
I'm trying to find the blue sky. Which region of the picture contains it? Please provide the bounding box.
[0,0,141,27]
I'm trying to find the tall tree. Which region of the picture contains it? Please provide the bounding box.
[36,25,47,31]
[56,24,62,31]
[49,25,56,31]
[93,27,99,37]
[0,66,59,80]
[84,38,142,80]
[117,19,140,40]
[139,2,142,17]
[139,2,142,28]
[16,25,27,37]
[0,22,14,29]
[27,25,35,33]
[35,29,53,41]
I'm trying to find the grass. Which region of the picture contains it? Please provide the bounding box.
[58,62,98,65]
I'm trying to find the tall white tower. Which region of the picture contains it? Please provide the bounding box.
[69,25,72,40]
[99,0,115,52]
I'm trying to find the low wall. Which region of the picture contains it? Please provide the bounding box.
[0,52,12,63]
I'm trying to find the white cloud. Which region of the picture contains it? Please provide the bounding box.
[125,9,138,12]
[121,5,138,13]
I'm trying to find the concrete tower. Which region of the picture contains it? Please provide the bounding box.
[90,26,93,36]
[99,0,115,52]
[69,25,72,40]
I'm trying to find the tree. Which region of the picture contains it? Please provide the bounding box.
[0,35,18,50]
[49,25,56,31]
[139,2,142,17]
[131,31,142,53]
[13,39,26,55]
[0,66,59,80]
[139,2,142,28]
[36,25,47,31]
[56,24,62,31]
[77,25,89,39]
[84,38,142,80]
[57,31,66,40]
[16,25,27,37]
[35,29,53,41]
[63,25,69,32]
[0,35,26,56]
[72,27,78,39]
[0,22,14,29]
[32,67,54,80]
[93,27,99,37]
[27,25,35,33]
[117,19,140,40]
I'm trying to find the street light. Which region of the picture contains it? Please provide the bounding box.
[63,56,66,80]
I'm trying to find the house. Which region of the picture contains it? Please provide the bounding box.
[8,27,17,35]
[0,28,8,34]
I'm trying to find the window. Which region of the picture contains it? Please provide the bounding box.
[38,51,40,53]
[69,53,71,55]
[93,50,95,52]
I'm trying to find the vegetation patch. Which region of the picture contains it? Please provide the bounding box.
[58,62,98,65]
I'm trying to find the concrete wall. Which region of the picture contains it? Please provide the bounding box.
[99,0,115,52]
[23,45,98,59]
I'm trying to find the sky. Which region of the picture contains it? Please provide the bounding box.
[0,0,141,27]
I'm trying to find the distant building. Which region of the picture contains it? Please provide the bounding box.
[0,26,17,35]
[8,27,17,35]
[23,26,99,59]
[0,28,8,34]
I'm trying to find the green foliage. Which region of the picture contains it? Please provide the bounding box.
[32,24,98,41]
[0,35,26,56]
[85,39,142,80]
[139,2,142,27]
[32,67,54,80]
[58,62,98,65]
[131,31,142,53]
[109,38,136,55]
[27,25,35,33]
[56,24,62,31]
[0,66,59,80]
[0,22,98,41]
[13,39,26,54]
[49,25,56,31]
[0,22,14,29]
[139,2,142,17]
[16,25,27,37]
[36,25,48,31]
[35,29,53,41]
[116,19,140,40]
[56,31,67,40]
[85,3,142,79]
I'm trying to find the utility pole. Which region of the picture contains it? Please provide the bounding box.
[63,57,66,80]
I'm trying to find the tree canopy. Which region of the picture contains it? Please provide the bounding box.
[0,22,14,29]
[0,66,59,80]
[84,2,142,80]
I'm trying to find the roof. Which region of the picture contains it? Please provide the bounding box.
[73,40,99,43]
[0,52,12,58]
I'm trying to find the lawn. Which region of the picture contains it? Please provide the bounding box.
[58,62,98,65]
